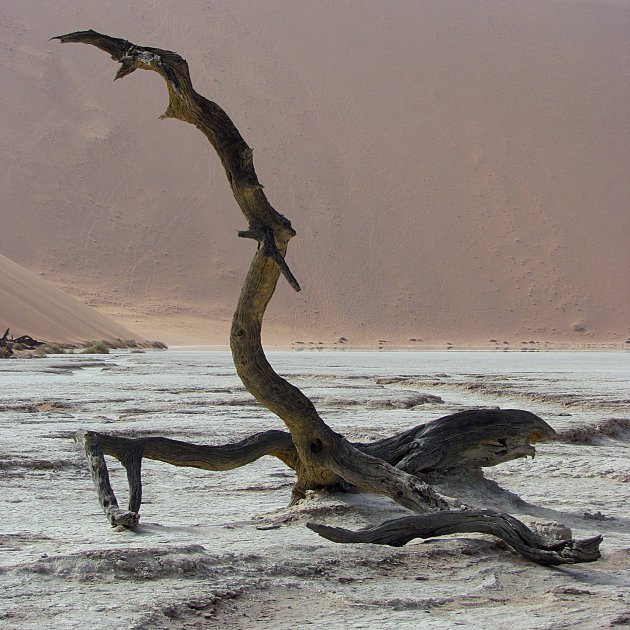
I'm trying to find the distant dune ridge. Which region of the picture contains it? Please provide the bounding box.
[1,1,628,346]
[0,253,141,345]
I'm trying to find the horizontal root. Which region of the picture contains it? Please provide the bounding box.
[307,509,603,565]
[74,409,557,526]
[88,429,299,471]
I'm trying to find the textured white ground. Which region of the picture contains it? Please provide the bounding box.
[0,351,629,629]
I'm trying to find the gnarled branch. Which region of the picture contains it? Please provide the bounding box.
[76,428,302,522]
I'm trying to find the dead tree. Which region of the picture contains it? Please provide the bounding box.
[1,329,46,357]
[55,31,601,565]
[14,335,45,348]
[0,328,13,358]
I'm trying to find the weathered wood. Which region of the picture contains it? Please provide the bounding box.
[75,429,303,524]
[77,431,139,527]
[0,329,46,357]
[360,409,555,473]
[56,31,602,564]
[307,511,603,565]
[86,430,300,473]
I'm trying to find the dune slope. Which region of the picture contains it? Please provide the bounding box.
[0,253,142,344]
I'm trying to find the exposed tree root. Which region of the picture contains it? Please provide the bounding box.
[75,408,553,519]
[306,512,603,565]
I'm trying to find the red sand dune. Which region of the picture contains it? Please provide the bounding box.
[1,1,628,346]
[0,253,141,344]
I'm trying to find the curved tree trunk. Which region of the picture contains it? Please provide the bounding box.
[56,31,601,564]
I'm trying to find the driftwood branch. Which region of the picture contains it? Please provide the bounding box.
[57,31,602,565]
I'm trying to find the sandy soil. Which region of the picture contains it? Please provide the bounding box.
[0,1,628,347]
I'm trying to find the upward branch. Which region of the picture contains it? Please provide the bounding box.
[54,30,299,290]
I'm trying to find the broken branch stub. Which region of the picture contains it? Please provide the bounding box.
[57,31,602,564]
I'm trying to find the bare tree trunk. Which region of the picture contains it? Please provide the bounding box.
[56,31,601,564]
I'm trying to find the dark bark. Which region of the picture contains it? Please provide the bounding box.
[358,408,554,473]
[0,328,13,358]
[14,335,45,347]
[76,408,554,520]
[306,512,603,565]
[0,329,46,357]
[56,31,602,565]
[78,430,139,527]
[54,28,446,513]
